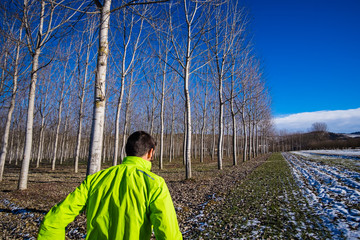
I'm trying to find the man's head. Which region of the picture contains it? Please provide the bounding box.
[125,131,156,161]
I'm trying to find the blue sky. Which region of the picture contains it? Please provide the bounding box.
[246,0,360,133]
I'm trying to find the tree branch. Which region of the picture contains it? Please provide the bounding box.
[110,0,169,13]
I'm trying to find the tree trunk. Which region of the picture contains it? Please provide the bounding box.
[75,33,91,173]
[87,0,111,175]
[159,54,167,169]
[217,86,223,170]
[18,48,41,190]
[0,51,8,93]
[0,28,22,181]
[60,115,69,164]
[241,108,247,162]
[211,110,216,161]
[232,113,237,165]
[120,81,133,162]
[36,115,45,168]
[149,87,155,136]
[169,96,175,162]
[52,70,66,170]
[113,75,125,166]
[183,112,187,166]
[184,50,192,178]
[8,127,15,164]
[200,102,206,163]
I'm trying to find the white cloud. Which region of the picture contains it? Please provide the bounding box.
[273,108,360,133]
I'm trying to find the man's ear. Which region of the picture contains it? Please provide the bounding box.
[147,148,154,160]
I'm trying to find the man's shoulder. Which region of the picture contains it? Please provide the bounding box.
[136,168,164,184]
[87,164,125,182]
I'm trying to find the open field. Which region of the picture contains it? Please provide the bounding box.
[285,151,360,239]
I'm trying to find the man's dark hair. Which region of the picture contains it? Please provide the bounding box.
[125,131,156,157]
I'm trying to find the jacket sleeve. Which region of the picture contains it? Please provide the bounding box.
[37,177,89,240]
[149,180,183,240]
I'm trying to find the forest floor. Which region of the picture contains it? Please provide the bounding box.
[0,154,268,239]
[1,151,358,239]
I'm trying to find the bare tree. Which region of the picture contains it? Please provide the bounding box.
[36,71,52,168]
[19,0,86,190]
[74,18,96,173]
[0,25,23,181]
[88,0,169,175]
[110,5,148,166]
[207,1,248,169]
[119,72,136,161]
[167,0,212,179]
[311,122,328,132]
[52,50,73,171]
[87,0,112,175]
[200,85,209,163]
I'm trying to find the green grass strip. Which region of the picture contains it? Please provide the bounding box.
[200,153,331,239]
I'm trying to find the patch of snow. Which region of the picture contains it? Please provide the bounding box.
[283,152,360,239]
[296,149,360,159]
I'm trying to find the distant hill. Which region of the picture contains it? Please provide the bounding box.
[287,131,360,150]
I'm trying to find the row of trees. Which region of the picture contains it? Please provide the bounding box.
[0,0,273,190]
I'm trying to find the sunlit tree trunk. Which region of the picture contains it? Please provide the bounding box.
[18,47,41,190]
[87,0,111,175]
[159,63,166,169]
[217,78,224,169]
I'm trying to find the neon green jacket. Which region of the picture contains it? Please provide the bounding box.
[37,156,182,240]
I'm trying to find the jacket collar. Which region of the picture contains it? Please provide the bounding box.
[122,156,152,171]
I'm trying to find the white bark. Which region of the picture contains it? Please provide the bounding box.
[169,94,176,162]
[18,47,41,190]
[87,0,111,175]
[217,78,224,170]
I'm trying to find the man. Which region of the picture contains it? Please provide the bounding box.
[38,131,182,240]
